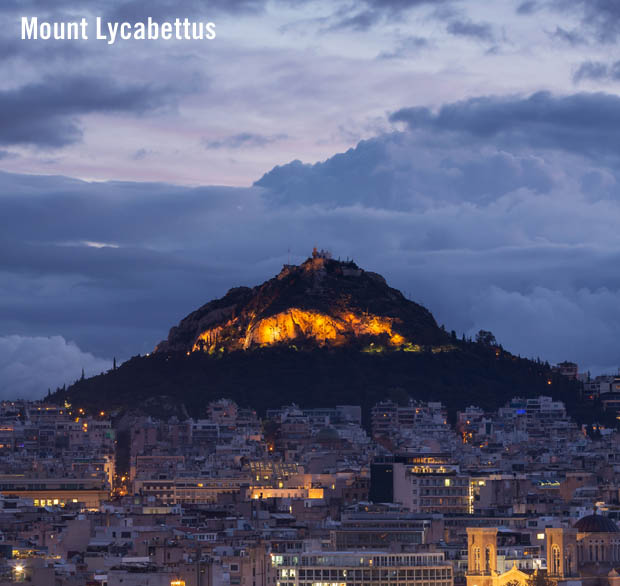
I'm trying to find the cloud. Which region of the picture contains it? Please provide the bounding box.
[327,9,381,32]
[0,75,178,148]
[254,136,554,209]
[0,0,266,16]
[377,36,429,59]
[516,1,539,14]
[203,132,289,150]
[1,0,448,29]
[362,0,452,8]
[573,61,620,83]
[549,26,586,45]
[259,91,620,209]
[106,0,267,20]
[390,91,620,159]
[0,37,95,64]
[468,286,620,373]
[549,0,620,43]
[0,335,111,399]
[324,0,453,31]
[446,19,495,42]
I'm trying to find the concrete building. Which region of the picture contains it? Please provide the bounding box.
[272,550,453,586]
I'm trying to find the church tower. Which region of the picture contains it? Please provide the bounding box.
[546,528,578,579]
[466,528,498,586]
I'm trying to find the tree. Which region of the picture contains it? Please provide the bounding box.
[476,330,497,347]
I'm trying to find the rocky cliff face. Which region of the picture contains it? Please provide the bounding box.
[156,250,447,354]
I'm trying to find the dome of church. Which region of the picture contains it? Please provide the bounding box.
[574,514,620,533]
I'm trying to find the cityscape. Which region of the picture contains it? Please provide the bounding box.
[0,361,619,585]
[5,0,620,585]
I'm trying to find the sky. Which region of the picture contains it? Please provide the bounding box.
[2,0,620,398]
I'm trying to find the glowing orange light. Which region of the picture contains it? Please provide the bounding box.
[192,308,410,352]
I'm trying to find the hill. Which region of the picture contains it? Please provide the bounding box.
[52,250,601,424]
[155,248,447,354]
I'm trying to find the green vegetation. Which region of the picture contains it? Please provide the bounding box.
[50,257,613,429]
[51,341,608,428]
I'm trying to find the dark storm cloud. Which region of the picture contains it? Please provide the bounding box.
[258,91,620,209]
[327,9,381,32]
[446,19,494,42]
[516,1,539,14]
[549,26,586,45]
[0,239,203,283]
[549,0,620,43]
[514,0,620,45]
[255,136,555,210]
[2,0,448,22]
[573,61,620,83]
[0,0,74,12]
[0,35,98,64]
[105,0,266,21]
[347,0,455,15]
[0,38,21,59]
[390,92,620,159]
[0,172,254,246]
[203,132,289,150]
[0,0,266,16]
[325,0,454,31]
[0,170,266,365]
[363,0,451,8]
[0,75,178,148]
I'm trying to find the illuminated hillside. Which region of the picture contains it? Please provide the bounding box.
[156,248,447,354]
[192,308,406,352]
